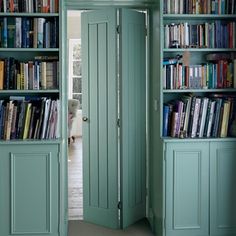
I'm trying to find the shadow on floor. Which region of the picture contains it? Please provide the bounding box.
[68,218,154,236]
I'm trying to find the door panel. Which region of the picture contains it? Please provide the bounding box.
[165,142,209,236]
[120,9,146,228]
[210,142,236,236]
[0,144,59,236]
[82,9,119,229]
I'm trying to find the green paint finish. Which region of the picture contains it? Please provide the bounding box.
[120,9,146,228]
[210,142,236,236]
[165,142,209,236]
[82,9,119,229]
[0,144,59,236]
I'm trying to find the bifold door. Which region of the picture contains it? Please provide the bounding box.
[82,8,146,229]
[120,9,146,228]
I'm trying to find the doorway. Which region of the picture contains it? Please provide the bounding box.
[67,10,83,221]
[66,8,148,229]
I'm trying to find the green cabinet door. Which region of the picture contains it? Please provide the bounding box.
[0,144,59,236]
[165,142,209,236]
[210,142,236,236]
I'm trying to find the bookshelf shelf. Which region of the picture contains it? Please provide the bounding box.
[0,139,61,145]
[0,89,59,94]
[163,14,236,19]
[0,13,59,17]
[163,89,236,93]
[163,48,236,52]
[0,48,59,52]
[162,137,236,142]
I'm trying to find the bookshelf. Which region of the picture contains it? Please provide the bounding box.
[0,1,61,236]
[161,4,236,139]
[152,1,236,236]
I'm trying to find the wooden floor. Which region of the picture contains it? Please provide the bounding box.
[68,137,83,220]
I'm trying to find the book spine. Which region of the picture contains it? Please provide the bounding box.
[37,18,45,48]
[15,17,22,48]
[163,105,170,137]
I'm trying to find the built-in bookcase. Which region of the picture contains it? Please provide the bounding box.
[0,0,61,235]
[153,3,236,236]
[0,1,60,141]
[161,0,236,139]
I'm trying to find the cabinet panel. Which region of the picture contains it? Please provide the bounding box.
[210,142,236,236]
[166,142,209,236]
[0,144,59,236]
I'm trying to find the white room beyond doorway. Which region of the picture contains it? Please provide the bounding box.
[67,10,83,220]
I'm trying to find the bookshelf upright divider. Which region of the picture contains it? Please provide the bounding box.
[0,1,62,236]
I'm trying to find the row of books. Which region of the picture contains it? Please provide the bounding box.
[0,17,58,48]
[0,57,59,90]
[163,94,236,138]
[163,0,236,14]
[164,21,235,48]
[163,60,236,89]
[0,0,59,13]
[0,97,60,140]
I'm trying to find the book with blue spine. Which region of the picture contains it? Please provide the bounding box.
[163,105,170,137]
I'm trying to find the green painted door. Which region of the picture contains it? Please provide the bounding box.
[165,142,209,236]
[210,142,236,236]
[120,9,146,228]
[81,9,119,229]
[0,144,59,236]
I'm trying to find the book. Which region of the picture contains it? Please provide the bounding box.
[37,18,46,48]
[197,97,209,138]
[190,97,201,138]
[15,17,22,47]
[206,100,216,137]
[163,105,170,137]
[220,100,231,137]
[0,60,4,89]
[22,102,32,139]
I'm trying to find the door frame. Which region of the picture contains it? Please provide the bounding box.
[62,2,151,234]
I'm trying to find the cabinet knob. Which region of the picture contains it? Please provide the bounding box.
[83,117,88,122]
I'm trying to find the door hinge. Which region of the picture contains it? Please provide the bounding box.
[118,201,122,209]
[58,152,61,164]
[116,25,121,34]
[145,27,148,36]
[117,118,121,127]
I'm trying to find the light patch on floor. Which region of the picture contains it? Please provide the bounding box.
[68,137,83,220]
